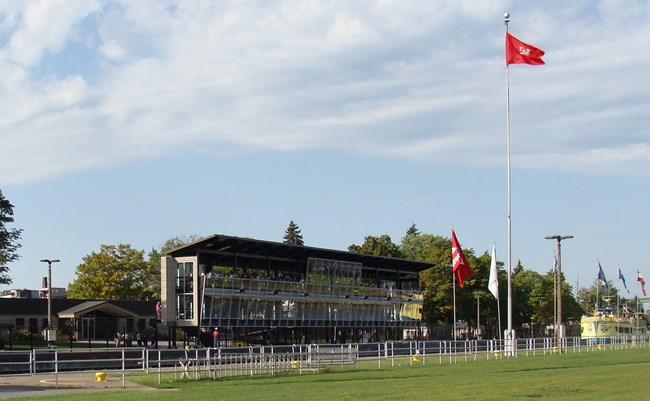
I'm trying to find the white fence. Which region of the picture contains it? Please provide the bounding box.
[0,335,648,388]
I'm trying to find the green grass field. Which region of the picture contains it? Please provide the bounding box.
[9,347,650,401]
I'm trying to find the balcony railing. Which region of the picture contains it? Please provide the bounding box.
[201,276,421,302]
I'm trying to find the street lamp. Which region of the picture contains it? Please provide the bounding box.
[40,259,60,346]
[544,235,573,339]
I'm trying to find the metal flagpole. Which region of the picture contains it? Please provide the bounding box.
[453,273,457,341]
[503,12,515,355]
[595,262,600,312]
[553,260,557,336]
[497,287,502,339]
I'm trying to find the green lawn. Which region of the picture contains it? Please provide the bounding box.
[9,347,650,401]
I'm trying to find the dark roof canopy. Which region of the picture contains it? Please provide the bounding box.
[166,234,434,273]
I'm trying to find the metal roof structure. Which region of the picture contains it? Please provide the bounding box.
[166,234,435,273]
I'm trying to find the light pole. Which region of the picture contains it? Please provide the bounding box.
[40,259,60,346]
[544,235,573,339]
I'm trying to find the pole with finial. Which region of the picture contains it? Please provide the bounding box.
[503,11,515,356]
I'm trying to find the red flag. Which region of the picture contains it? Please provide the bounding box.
[451,230,474,288]
[506,32,545,65]
[638,271,646,296]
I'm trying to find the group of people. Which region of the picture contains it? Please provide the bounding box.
[206,270,303,283]
[114,331,155,348]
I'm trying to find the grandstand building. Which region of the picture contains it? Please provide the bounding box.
[160,234,433,345]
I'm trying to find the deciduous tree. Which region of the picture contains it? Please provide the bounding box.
[348,234,402,257]
[0,190,22,285]
[68,244,153,300]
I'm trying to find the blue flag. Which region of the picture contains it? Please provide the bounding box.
[618,267,629,293]
[597,262,608,292]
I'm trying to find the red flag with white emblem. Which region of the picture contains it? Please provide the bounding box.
[506,32,545,65]
[451,230,475,288]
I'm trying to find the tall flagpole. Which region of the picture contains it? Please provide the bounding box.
[453,274,457,341]
[504,12,515,355]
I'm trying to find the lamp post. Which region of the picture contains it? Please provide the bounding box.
[544,235,573,339]
[40,259,60,346]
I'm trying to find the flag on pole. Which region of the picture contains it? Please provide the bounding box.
[638,271,646,296]
[618,267,629,293]
[505,32,545,65]
[597,262,608,292]
[488,243,499,299]
[451,230,474,288]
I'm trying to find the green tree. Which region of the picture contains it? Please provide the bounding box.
[401,232,448,260]
[0,190,22,285]
[404,234,483,325]
[577,278,619,316]
[68,244,153,300]
[283,221,304,245]
[512,267,545,327]
[405,223,419,237]
[513,265,584,331]
[348,234,402,257]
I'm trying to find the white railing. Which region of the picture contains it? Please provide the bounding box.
[1,335,648,387]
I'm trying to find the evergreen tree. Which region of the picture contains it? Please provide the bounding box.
[405,223,419,237]
[0,190,22,285]
[283,221,304,245]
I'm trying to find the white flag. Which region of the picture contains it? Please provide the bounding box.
[488,243,499,299]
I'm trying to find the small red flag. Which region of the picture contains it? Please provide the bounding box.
[638,271,646,297]
[506,32,545,65]
[451,230,474,288]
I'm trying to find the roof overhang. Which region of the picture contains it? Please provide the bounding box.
[166,234,435,273]
[58,301,140,319]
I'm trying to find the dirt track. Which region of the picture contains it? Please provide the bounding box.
[0,371,150,399]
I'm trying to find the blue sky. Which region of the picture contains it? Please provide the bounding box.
[1,0,649,296]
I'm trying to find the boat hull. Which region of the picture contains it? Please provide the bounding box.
[581,315,646,340]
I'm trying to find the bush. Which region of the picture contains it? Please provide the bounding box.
[12,328,38,341]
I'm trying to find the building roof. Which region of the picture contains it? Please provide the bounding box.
[58,301,142,319]
[166,234,435,273]
[0,298,156,317]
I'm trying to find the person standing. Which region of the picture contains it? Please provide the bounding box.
[212,328,220,348]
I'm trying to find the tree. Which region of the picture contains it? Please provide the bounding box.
[283,221,304,245]
[67,244,154,300]
[400,233,481,325]
[348,234,402,258]
[401,232,447,261]
[577,278,619,316]
[405,223,419,237]
[0,190,22,285]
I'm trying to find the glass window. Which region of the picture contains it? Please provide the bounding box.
[176,261,194,293]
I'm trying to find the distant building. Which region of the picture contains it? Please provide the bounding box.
[160,234,433,346]
[0,298,157,346]
[0,289,40,299]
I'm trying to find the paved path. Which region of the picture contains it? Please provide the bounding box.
[0,371,149,399]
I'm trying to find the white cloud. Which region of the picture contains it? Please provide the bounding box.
[0,0,649,185]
